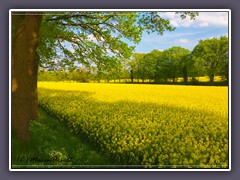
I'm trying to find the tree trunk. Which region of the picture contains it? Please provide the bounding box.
[12,12,42,143]
[209,73,214,84]
[130,69,134,83]
[31,53,40,120]
[183,65,188,84]
[164,76,167,83]
[154,73,158,83]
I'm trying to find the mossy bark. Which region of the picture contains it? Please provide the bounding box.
[12,12,42,143]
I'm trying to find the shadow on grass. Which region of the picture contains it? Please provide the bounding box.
[11,108,120,169]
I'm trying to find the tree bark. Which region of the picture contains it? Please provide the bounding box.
[209,73,214,84]
[183,65,188,84]
[130,69,134,83]
[12,12,42,143]
[172,75,175,83]
[154,73,158,83]
[31,53,40,120]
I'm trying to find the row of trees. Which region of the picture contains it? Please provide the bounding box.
[130,48,190,83]
[130,36,228,84]
[39,36,228,84]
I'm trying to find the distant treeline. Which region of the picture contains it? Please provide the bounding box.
[38,36,228,86]
[37,70,227,86]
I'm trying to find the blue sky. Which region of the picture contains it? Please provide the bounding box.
[130,12,229,53]
[66,11,229,57]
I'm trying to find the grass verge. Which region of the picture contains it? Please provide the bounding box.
[11,108,119,169]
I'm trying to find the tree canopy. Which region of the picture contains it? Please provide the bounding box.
[192,36,229,83]
[37,11,198,71]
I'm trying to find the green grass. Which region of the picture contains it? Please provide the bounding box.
[11,108,119,169]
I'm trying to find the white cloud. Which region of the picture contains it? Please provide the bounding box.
[179,39,189,43]
[158,12,228,28]
[87,34,97,42]
[195,12,228,27]
[87,35,104,42]
[69,46,75,53]
[199,22,208,27]
[164,31,203,38]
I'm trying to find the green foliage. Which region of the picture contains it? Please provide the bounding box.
[161,46,190,82]
[37,11,198,71]
[130,53,145,82]
[129,47,194,84]
[36,10,230,85]
[38,67,91,82]
[175,12,199,20]
[191,36,229,83]
[142,50,162,81]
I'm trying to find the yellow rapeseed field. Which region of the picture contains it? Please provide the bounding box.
[38,82,229,168]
